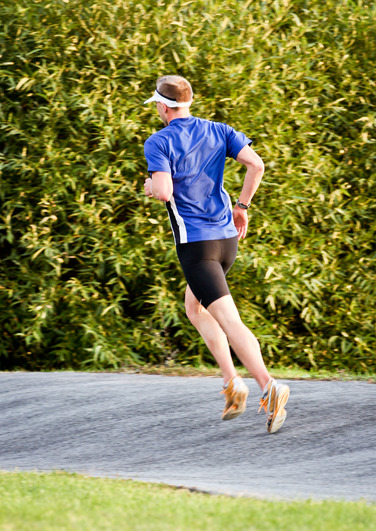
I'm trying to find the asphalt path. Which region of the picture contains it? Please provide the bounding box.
[0,372,375,502]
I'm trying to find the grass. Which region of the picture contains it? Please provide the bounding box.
[8,363,375,383]
[115,363,376,383]
[0,471,374,531]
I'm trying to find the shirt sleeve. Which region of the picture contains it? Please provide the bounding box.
[224,124,252,160]
[144,135,172,174]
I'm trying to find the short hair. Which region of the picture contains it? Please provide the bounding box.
[156,75,193,108]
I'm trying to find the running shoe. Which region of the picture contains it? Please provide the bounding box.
[221,376,249,421]
[258,379,290,433]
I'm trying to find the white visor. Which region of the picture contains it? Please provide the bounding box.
[144,89,192,108]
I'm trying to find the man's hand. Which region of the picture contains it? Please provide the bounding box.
[144,177,153,197]
[144,172,173,202]
[233,204,248,240]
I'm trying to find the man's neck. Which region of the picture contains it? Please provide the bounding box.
[167,108,191,124]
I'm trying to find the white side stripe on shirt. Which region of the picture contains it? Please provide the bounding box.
[169,196,188,244]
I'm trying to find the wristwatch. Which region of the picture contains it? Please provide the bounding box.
[236,199,251,210]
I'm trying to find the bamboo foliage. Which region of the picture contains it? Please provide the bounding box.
[0,0,375,371]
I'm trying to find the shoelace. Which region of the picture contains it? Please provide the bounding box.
[221,387,233,398]
[221,380,241,398]
[258,395,268,413]
[258,379,276,414]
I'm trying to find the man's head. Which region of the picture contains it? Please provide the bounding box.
[144,75,193,124]
[155,75,193,107]
[145,76,193,111]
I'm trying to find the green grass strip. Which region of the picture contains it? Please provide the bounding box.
[0,471,374,530]
[114,363,376,383]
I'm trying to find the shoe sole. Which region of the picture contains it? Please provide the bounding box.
[222,387,249,421]
[267,385,290,433]
[268,408,287,433]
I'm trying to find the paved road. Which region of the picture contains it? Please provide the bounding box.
[0,372,375,501]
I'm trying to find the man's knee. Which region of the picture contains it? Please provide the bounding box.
[207,295,242,331]
[185,295,203,326]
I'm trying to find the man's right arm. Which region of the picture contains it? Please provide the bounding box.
[232,145,265,240]
[236,145,265,205]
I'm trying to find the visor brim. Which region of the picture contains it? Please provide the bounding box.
[144,95,157,104]
[144,89,192,108]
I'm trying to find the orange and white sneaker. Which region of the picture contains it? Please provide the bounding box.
[258,379,290,433]
[221,376,249,421]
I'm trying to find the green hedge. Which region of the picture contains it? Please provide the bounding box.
[1,0,375,372]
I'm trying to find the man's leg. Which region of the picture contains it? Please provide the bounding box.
[206,294,290,432]
[184,285,237,385]
[207,294,271,391]
[185,286,289,430]
[185,285,250,420]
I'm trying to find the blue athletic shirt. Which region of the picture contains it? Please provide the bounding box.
[144,116,252,244]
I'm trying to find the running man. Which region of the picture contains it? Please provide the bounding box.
[143,75,289,433]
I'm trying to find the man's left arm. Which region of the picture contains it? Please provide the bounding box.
[233,145,265,240]
[144,171,173,202]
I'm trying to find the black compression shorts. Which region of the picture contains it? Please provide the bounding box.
[176,236,238,309]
